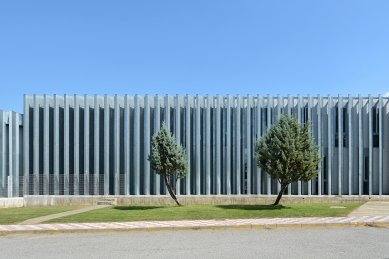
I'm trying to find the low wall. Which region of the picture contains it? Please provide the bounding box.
[20,195,389,207]
[0,198,24,208]
[1,195,389,208]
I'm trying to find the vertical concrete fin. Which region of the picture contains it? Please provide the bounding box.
[124,94,130,195]
[205,95,211,195]
[23,95,30,195]
[379,94,383,195]
[317,95,322,195]
[64,95,70,195]
[174,95,181,195]
[84,95,90,195]
[8,112,13,197]
[236,95,241,195]
[33,95,40,195]
[297,95,302,195]
[93,95,100,195]
[266,95,272,195]
[246,95,252,195]
[256,95,262,195]
[43,95,49,195]
[104,94,110,195]
[328,96,332,195]
[358,95,363,195]
[74,95,80,195]
[307,95,312,195]
[12,112,20,197]
[275,95,281,194]
[368,95,373,195]
[185,95,191,195]
[153,95,160,195]
[54,95,59,195]
[216,95,221,195]
[338,95,343,195]
[114,94,120,195]
[144,95,150,195]
[134,95,140,195]
[226,95,231,195]
[195,95,201,195]
[348,95,353,195]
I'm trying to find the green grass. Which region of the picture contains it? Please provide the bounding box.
[47,202,363,223]
[0,206,80,224]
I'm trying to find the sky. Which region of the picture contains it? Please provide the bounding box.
[1,0,389,112]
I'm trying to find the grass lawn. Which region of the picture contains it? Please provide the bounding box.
[47,202,363,223]
[0,206,80,225]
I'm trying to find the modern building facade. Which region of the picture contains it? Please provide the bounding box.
[0,94,388,197]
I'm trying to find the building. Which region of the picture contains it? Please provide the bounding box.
[0,94,388,197]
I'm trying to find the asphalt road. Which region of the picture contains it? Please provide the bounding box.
[1,227,389,258]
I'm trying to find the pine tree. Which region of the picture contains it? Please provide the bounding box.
[148,122,188,206]
[255,115,320,205]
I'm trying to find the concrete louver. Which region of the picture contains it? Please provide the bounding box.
[0,94,389,197]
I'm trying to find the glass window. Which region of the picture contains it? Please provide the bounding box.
[372,106,379,147]
[301,105,308,125]
[335,106,347,147]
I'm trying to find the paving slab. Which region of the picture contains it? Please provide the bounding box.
[1,216,388,234]
[19,205,110,225]
[348,201,389,217]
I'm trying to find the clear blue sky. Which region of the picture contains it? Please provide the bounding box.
[1,0,389,112]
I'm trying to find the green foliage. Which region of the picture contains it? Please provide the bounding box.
[255,115,320,204]
[148,123,188,179]
[148,122,188,205]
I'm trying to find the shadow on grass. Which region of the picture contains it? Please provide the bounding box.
[216,204,290,211]
[113,206,164,211]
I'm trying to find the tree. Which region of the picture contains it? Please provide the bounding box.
[255,115,320,205]
[148,123,188,206]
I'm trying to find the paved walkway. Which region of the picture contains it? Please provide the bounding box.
[20,205,110,225]
[348,201,389,217]
[2,216,389,233]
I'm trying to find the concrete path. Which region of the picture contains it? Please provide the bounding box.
[348,201,389,217]
[19,205,110,225]
[2,215,388,233]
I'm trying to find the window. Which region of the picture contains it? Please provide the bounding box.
[322,156,328,195]
[322,156,327,181]
[301,105,308,125]
[262,107,267,131]
[335,107,347,147]
[262,108,273,131]
[291,107,296,119]
[280,107,285,117]
[364,156,369,195]
[372,106,379,147]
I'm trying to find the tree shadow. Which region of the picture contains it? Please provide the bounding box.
[216,204,289,211]
[113,206,163,211]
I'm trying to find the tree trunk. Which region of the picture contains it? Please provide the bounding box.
[273,184,288,206]
[164,176,181,206]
